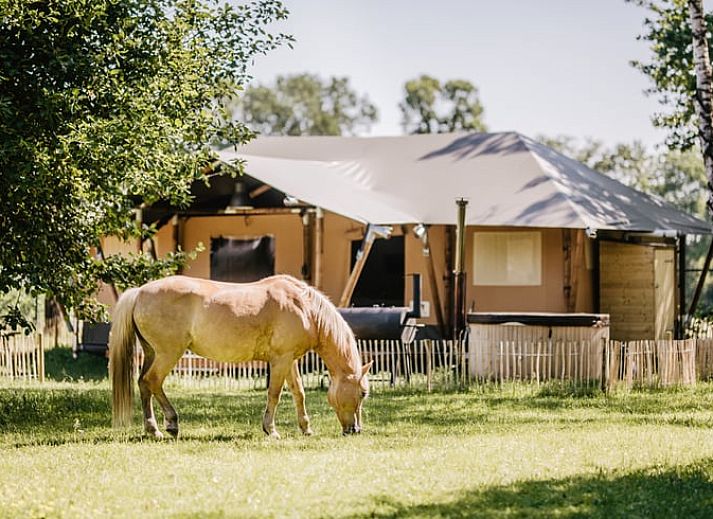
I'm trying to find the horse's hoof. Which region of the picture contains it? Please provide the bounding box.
[268,431,281,440]
[166,428,179,439]
[147,430,164,440]
[302,428,314,436]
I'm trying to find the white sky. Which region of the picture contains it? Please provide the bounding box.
[245,0,674,148]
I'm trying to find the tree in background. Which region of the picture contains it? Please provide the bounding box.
[632,0,713,208]
[0,0,291,330]
[399,75,487,134]
[235,73,378,136]
[631,0,713,315]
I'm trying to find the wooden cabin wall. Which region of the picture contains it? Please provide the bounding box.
[600,241,655,340]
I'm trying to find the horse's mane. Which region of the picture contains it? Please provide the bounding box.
[298,281,360,368]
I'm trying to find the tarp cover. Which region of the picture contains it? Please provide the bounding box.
[217,132,711,234]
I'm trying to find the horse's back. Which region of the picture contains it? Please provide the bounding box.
[132,275,316,363]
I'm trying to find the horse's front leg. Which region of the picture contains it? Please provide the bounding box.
[263,357,291,439]
[287,360,313,436]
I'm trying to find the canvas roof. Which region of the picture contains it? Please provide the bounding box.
[217,132,712,234]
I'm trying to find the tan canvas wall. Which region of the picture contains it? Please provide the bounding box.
[464,227,594,313]
[147,217,595,321]
[320,212,365,301]
[179,214,304,280]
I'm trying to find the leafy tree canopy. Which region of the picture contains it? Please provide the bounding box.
[0,0,291,330]
[630,0,713,149]
[399,75,487,134]
[234,73,378,136]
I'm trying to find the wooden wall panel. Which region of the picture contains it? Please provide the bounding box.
[600,241,656,340]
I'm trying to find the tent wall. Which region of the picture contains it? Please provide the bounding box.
[180,214,303,280]
[464,227,595,314]
[98,217,598,328]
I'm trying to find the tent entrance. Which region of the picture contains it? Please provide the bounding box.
[350,236,405,307]
[210,235,275,283]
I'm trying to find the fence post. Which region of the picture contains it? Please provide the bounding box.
[601,338,609,393]
[425,340,432,392]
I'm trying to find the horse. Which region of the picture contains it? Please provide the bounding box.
[109,274,372,438]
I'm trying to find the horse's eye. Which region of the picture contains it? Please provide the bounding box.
[361,391,368,399]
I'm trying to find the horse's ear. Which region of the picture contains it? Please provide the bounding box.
[361,361,373,378]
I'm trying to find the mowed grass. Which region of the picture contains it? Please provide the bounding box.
[2,373,713,517]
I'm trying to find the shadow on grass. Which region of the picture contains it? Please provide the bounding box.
[4,383,713,447]
[45,347,108,382]
[352,460,713,518]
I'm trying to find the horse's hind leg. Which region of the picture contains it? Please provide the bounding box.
[263,356,292,439]
[143,350,183,438]
[287,360,312,436]
[137,339,163,439]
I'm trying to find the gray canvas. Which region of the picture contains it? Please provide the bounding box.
[217,132,711,234]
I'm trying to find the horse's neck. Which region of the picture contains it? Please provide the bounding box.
[317,340,359,379]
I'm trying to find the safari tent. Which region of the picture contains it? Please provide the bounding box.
[102,132,712,341]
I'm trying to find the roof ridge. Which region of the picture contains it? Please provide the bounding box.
[515,134,592,228]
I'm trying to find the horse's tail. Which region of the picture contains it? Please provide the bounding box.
[109,287,140,429]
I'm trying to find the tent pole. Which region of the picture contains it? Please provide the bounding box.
[452,199,468,340]
[424,227,447,337]
[313,208,324,290]
[688,235,713,317]
[677,234,687,339]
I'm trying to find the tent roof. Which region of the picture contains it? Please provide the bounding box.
[217,132,711,234]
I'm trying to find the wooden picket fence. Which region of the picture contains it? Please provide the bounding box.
[162,337,713,391]
[166,339,467,391]
[471,339,603,387]
[0,334,45,382]
[5,328,713,392]
[604,340,697,391]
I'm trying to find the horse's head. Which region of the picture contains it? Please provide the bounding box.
[328,361,373,435]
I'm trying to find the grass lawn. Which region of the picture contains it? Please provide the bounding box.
[2,357,713,517]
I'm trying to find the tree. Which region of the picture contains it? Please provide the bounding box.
[687,0,713,216]
[235,73,378,136]
[399,75,487,134]
[0,0,291,330]
[632,0,713,213]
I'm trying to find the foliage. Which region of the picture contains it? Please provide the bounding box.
[3,382,713,516]
[234,73,378,136]
[399,74,487,134]
[630,0,713,150]
[0,0,291,329]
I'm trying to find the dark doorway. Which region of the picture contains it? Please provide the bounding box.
[210,235,275,283]
[350,236,405,307]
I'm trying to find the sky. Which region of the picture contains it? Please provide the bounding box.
[245,0,672,149]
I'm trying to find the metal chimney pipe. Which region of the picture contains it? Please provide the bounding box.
[452,198,468,340]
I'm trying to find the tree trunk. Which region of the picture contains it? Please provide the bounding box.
[688,0,713,215]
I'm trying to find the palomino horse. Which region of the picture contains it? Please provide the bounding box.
[110,275,372,438]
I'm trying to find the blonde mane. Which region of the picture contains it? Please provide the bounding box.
[298,282,360,369]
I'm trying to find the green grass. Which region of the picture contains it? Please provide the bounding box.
[2,373,713,517]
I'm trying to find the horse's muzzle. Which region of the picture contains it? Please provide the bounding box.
[342,425,361,436]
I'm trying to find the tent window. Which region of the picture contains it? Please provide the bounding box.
[210,235,275,283]
[473,232,542,286]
